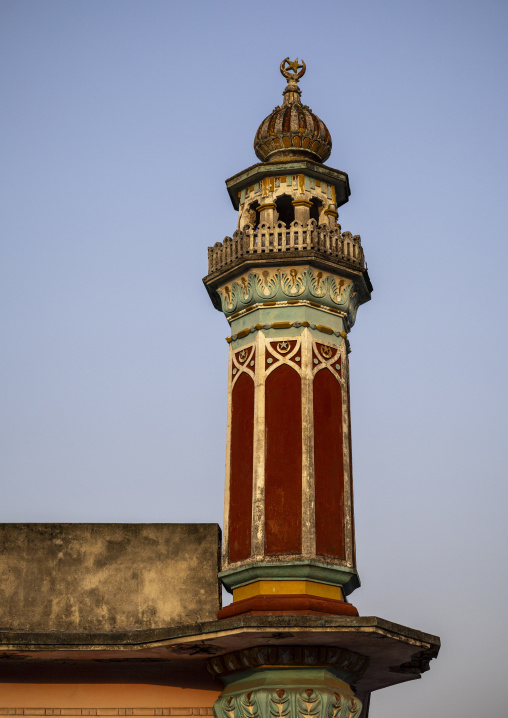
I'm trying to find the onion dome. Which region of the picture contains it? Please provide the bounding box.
[254,58,332,164]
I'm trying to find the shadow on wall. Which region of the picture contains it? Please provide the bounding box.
[0,660,222,688]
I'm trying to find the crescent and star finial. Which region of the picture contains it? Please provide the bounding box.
[280,57,306,82]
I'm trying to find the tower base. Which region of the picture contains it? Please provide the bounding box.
[217,594,358,619]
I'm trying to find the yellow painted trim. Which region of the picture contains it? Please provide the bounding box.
[233,580,343,602]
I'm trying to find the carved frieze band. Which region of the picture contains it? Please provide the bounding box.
[230,336,348,386]
[214,687,362,718]
[218,267,359,326]
[208,646,368,683]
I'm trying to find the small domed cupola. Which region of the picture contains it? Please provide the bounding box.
[254,58,332,164]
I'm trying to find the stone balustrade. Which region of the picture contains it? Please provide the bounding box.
[208,220,365,274]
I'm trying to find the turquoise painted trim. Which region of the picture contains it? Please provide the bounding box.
[220,666,356,690]
[228,323,346,351]
[219,561,360,597]
[230,305,346,337]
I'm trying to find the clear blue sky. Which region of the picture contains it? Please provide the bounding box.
[1,1,507,715]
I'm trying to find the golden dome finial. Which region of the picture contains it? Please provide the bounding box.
[254,58,331,164]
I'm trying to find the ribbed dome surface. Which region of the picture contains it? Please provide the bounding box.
[254,58,332,163]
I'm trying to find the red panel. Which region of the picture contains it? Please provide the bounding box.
[265,364,302,555]
[346,372,356,567]
[217,594,358,619]
[228,372,255,563]
[313,368,345,559]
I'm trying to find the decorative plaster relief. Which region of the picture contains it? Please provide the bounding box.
[265,340,301,372]
[208,646,368,682]
[214,687,362,718]
[210,647,366,718]
[218,268,359,326]
[231,345,256,388]
[238,175,337,229]
[312,342,342,379]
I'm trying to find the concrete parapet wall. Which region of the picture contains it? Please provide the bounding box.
[0,523,221,632]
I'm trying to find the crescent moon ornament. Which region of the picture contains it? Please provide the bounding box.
[280,57,306,82]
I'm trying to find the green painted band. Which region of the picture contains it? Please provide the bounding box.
[219,665,356,689]
[218,561,360,596]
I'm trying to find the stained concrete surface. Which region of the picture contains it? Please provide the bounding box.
[0,523,221,632]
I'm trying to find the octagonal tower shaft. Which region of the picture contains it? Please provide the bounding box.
[205,163,371,618]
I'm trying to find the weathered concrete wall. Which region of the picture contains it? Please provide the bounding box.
[0,523,221,632]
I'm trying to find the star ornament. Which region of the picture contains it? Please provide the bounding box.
[280,57,306,82]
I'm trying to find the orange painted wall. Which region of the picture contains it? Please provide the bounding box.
[0,683,220,709]
[0,662,222,710]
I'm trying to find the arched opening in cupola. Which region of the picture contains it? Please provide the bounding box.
[275,194,294,227]
[310,197,323,223]
[247,200,260,228]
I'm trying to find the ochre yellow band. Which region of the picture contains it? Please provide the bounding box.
[233,580,344,603]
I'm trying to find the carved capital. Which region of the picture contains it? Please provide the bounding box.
[208,646,368,684]
[210,647,366,718]
[213,685,362,718]
[217,267,360,327]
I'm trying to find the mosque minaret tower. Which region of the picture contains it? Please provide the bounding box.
[204,58,372,620]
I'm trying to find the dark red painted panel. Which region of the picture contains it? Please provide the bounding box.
[313,368,346,559]
[265,364,302,555]
[228,372,255,563]
[346,372,356,567]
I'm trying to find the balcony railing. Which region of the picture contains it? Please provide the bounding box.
[208,220,365,275]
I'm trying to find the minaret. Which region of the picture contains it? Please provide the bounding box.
[204,58,372,619]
